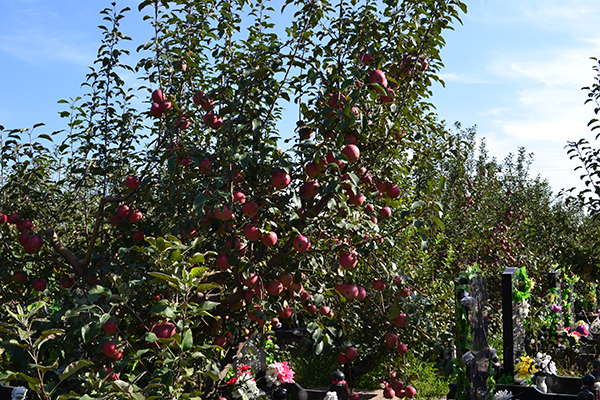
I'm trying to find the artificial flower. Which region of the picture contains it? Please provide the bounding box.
[494,389,513,400]
[266,361,295,386]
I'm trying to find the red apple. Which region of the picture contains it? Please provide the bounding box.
[327,92,346,109]
[7,213,19,224]
[193,91,215,110]
[339,252,358,269]
[394,313,408,328]
[393,276,403,286]
[267,280,284,296]
[305,162,320,178]
[341,284,359,300]
[379,207,392,218]
[278,306,293,319]
[176,116,191,130]
[243,224,261,241]
[369,70,388,87]
[128,210,143,223]
[216,253,230,270]
[233,191,246,203]
[152,89,166,104]
[125,176,140,190]
[383,388,395,399]
[338,353,348,364]
[32,279,47,292]
[271,171,291,190]
[305,304,317,314]
[385,333,398,348]
[242,201,259,217]
[399,288,410,298]
[18,232,29,245]
[131,231,144,242]
[17,219,33,232]
[199,159,212,173]
[152,322,177,338]
[342,144,360,162]
[391,380,404,393]
[0,213,6,224]
[241,273,259,286]
[14,270,27,284]
[405,386,417,398]
[60,275,74,289]
[261,231,277,247]
[349,394,360,400]
[150,103,163,117]
[300,180,320,199]
[386,185,400,198]
[214,204,233,221]
[102,341,118,358]
[349,193,366,206]
[108,215,121,226]
[117,204,130,219]
[278,273,294,287]
[397,342,408,355]
[345,133,359,144]
[319,306,331,316]
[360,53,374,64]
[345,347,358,360]
[203,112,223,129]
[102,321,117,335]
[372,279,386,291]
[293,235,311,253]
[356,286,367,301]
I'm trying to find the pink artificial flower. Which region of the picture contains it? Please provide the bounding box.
[276,362,295,383]
[226,376,238,385]
[576,324,590,336]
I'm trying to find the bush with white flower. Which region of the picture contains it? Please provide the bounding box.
[225,364,265,400]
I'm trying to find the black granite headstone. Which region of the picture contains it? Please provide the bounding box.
[502,267,525,378]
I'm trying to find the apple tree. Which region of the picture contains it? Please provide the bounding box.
[0,0,467,398]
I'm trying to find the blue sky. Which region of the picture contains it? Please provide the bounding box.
[1,0,599,195]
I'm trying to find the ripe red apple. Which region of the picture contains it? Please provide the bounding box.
[108,215,121,226]
[117,204,130,219]
[60,275,74,289]
[342,144,360,162]
[369,70,388,87]
[339,252,358,269]
[305,162,320,178]
[152,89,166,104]
[102,321,117,335]
[293,235,311,253]
[102,341,118,358]
[0,213,6,224]
[233,191,246,203]
[193,91,215,110]
[17,219,33,232]
[176,116,191,130]
[214,336,228,347]
[405,386,417,398]
[278,306,293,319]
[278,273,294,287]
[338,353,348,364]
[383,388,395,399]
[300,290,312,302]
[386,185,400,198]
[261,231,277,247]
[128,210,143,223]
[199,159,212,173]
[399,288,410,298]
[379,207,392,218]
[349,394,360,400]
[243,224,261,241]
[271,171,291,190]
[305,304,317,314]
[397,390,406,398]
[125,176,140,190]
[394,313,408,328]
[32,279,47,292]
[216,253,231,270]
[214,204,233,221]
[18,232,29,245]
[300,180,320,199]
[360,53,374,64]
[131,231,144,242]
[267,280,284,296]
[152,322,177,338]
[150,103,163,117]
[345,347,358,360]
[372,279,386,291]
[14,270,27,284]
[327,92,346,109]
[356,286,367,301]
[203,112,223,129]
[349,193,366,206]
[391,380,404,393]
[241,273,259,286]
[319,306,331,316]
[397,342,408,355]
[341,284,359,300]
[242,201,259,217]
[27,233,43,250]
[7,213,19,224]
[385,333,399,348]
[393,276,403,285]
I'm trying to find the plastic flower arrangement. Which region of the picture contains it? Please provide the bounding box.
[515,355,538,381]
[226,364,265,399]
[494,389,515,400]
[575,321,590,336]
[266,361,295,386]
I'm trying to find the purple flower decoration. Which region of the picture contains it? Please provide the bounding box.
[576,324,590,336]
[550,304,563,313]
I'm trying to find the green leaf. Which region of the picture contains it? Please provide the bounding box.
[189,253,206,264]
[193,193,210,213]
[30,359,59,373]
[33,329,65,350]
[148,272,181,285]
[181,328,193,351]
[81,322,100,343]
[58,360,93,382]
[314,340,324,355]
[198,301,219,310]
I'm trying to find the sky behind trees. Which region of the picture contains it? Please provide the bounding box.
[1,0,598,194]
